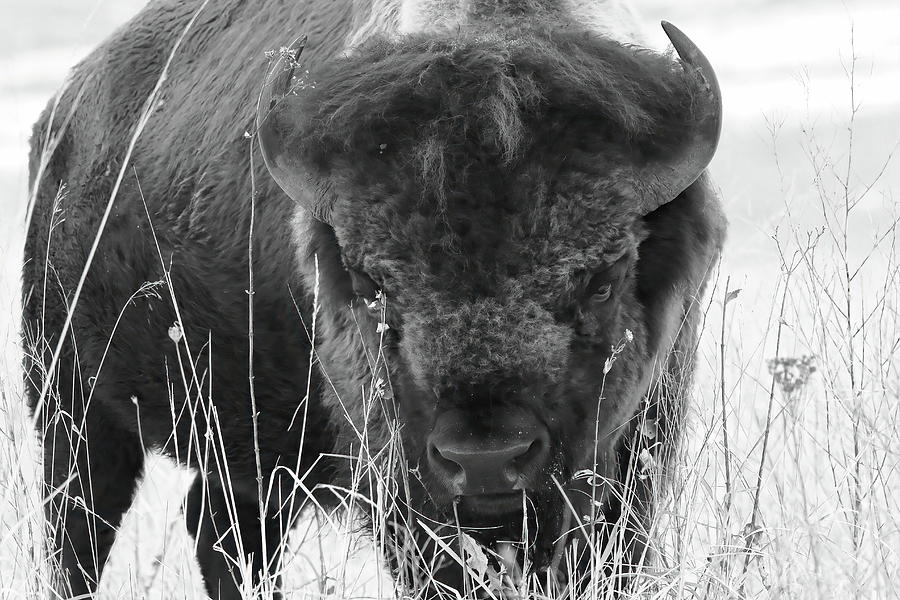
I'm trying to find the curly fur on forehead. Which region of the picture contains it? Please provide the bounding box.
[276,25,712,328]
[284,27,715,196]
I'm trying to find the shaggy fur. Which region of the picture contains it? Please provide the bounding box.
[290,30,716,200]
[23,1,726,598]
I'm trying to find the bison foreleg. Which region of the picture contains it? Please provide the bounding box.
[40,399,145,598]
[184,474,295,600]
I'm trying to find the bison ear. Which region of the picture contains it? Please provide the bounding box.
[637,22,722,215]
[256,36,333,222]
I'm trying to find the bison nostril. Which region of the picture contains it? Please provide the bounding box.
[429,443,465,482]
[514,439,543,470]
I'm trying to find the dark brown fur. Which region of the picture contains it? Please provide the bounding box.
[290,30,715,201]
[23,1,726,598]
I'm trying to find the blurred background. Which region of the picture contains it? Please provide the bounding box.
[1,1,898,598]
[2,0,898,280]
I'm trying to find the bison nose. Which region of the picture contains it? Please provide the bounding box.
[427,410,550,495]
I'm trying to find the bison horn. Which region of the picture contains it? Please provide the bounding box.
[640,22,722,214]
[257,36,334,221]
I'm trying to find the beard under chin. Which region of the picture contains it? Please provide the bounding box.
[450,490,571,566]
[452,485,624,581]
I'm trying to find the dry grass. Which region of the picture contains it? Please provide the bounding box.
[1,2,899,600]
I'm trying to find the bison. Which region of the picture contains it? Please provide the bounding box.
[23,0,726,598]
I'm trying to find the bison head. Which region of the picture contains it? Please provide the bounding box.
[257,21,720,574]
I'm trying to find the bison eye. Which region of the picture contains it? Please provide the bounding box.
[590,283,612,303]
[348,268,380,302]
[585,273,614,304]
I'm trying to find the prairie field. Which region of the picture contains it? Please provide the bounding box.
[1,1,899,599]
